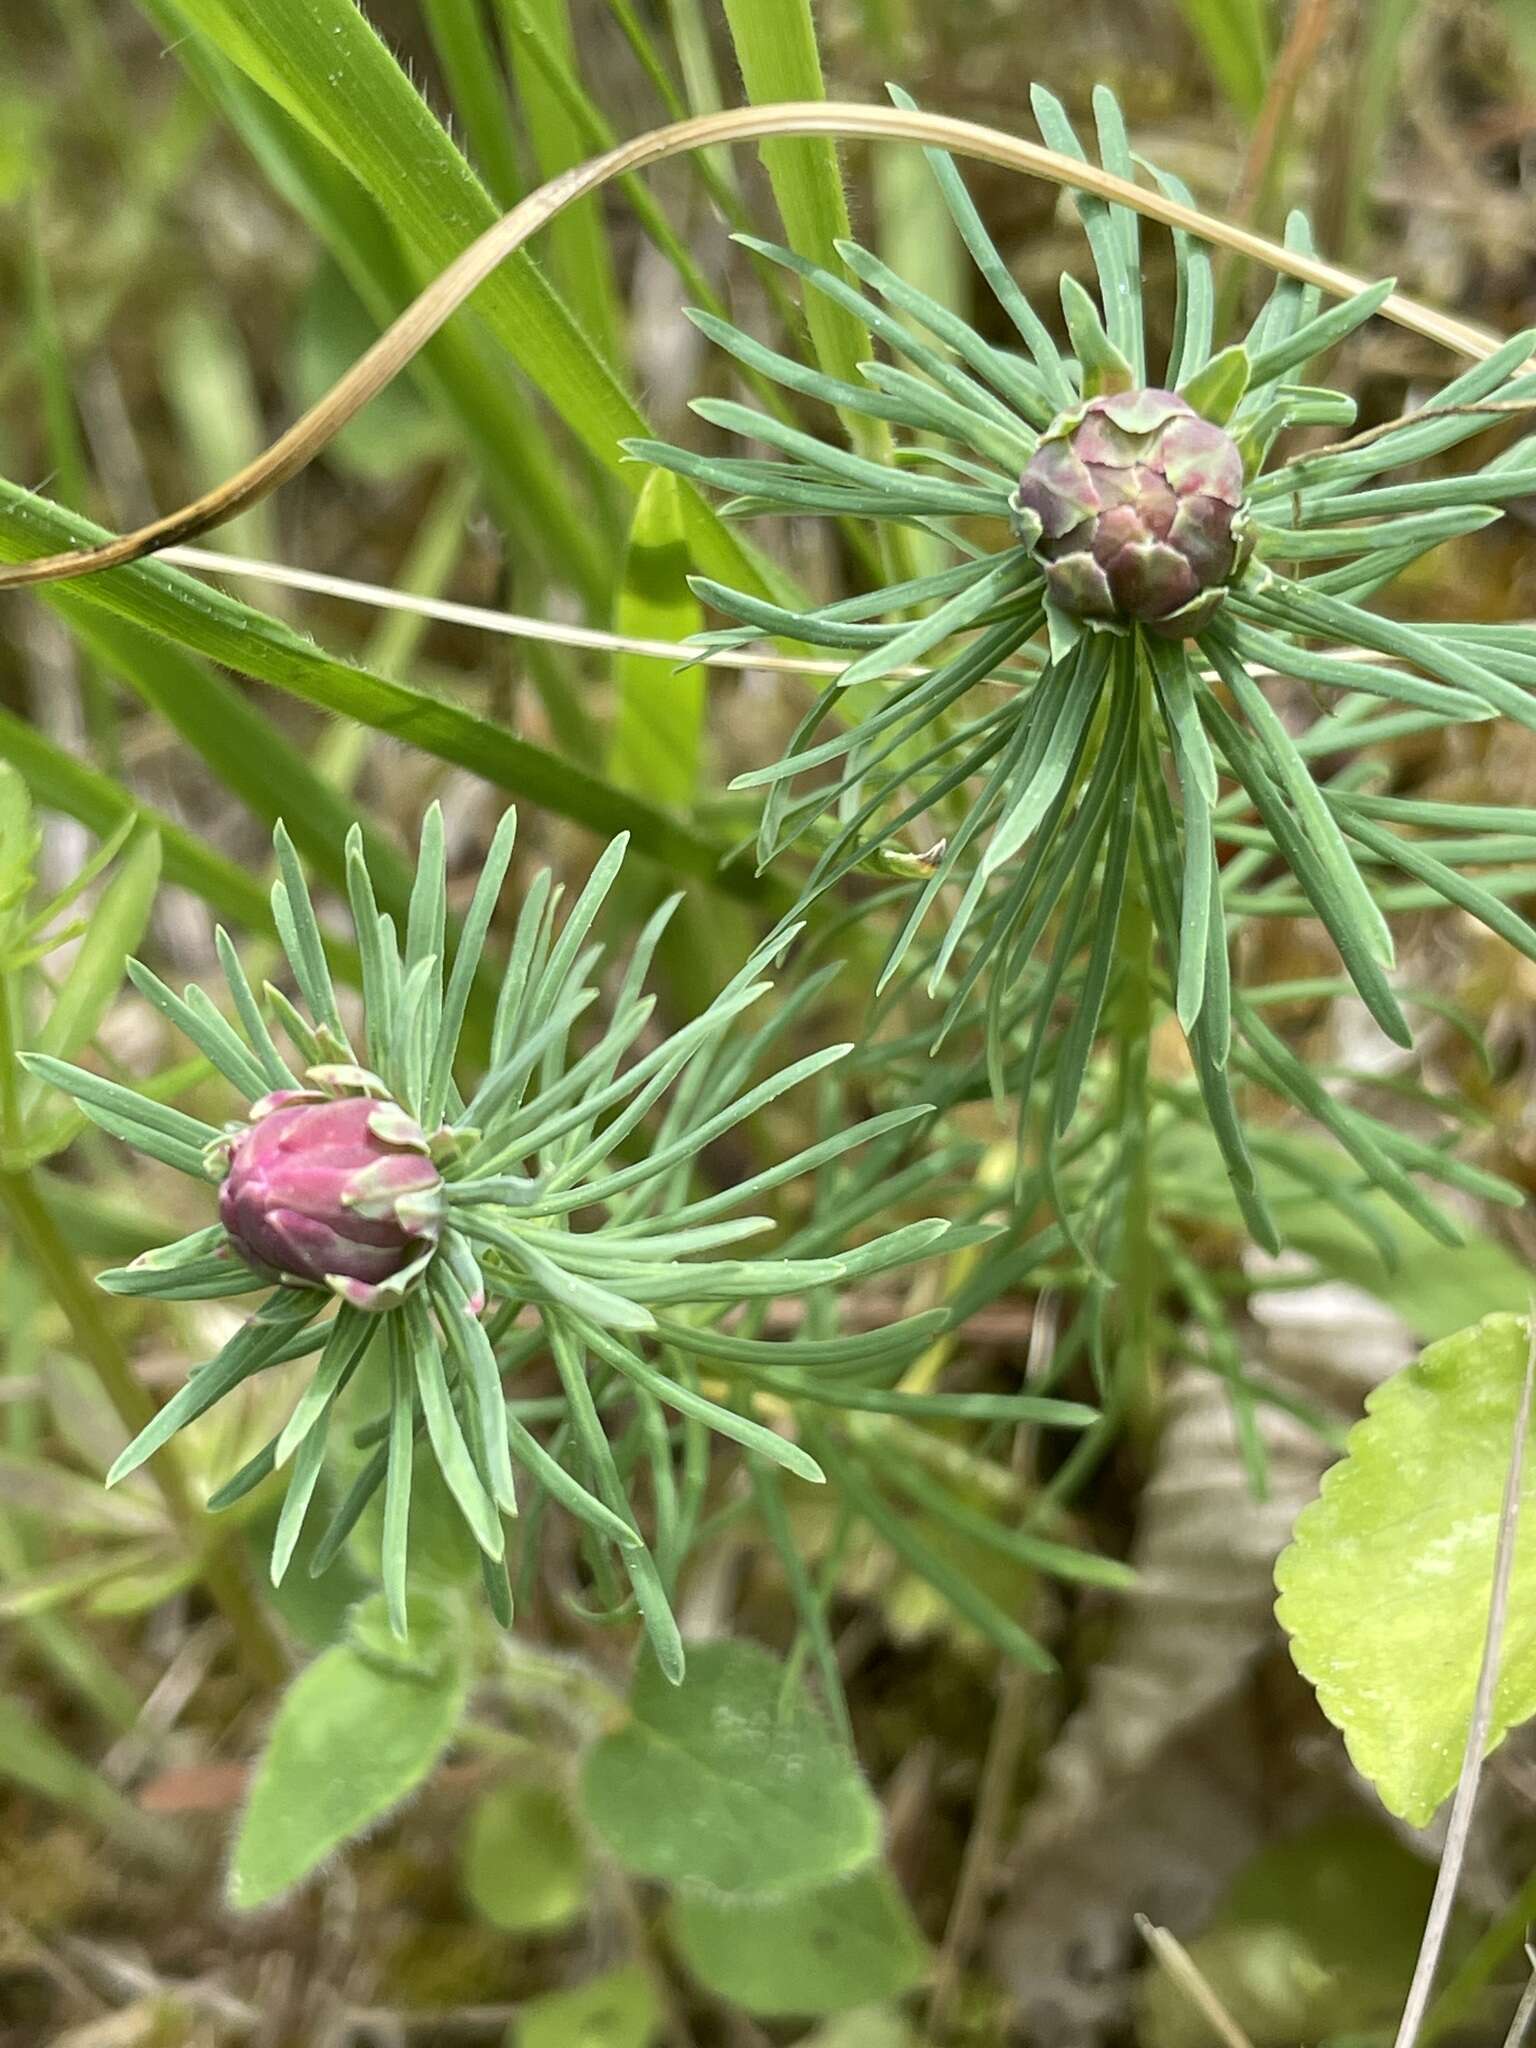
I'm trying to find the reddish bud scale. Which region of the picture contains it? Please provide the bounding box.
[1013,388,1248,634]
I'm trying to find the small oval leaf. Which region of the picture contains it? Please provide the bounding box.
[462,1779,587,1934]
[517,1962,661,2048]
[228,1589,468,1909]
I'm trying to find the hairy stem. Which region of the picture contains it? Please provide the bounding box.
[0,1167,288,1686]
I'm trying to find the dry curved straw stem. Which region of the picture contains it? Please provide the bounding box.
[0,99,1524,594]
[159,541,1451,691]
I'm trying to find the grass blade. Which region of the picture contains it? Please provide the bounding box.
[607,471,707,811]
[0,481,763,897]
[720,0,889,464]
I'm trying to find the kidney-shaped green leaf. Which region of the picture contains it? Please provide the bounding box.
[671,1865,929,2016]
[580,1639,880,1896]
[1277,1311,1536,1824]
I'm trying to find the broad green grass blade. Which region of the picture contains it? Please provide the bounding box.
[1171,0,1271,118]
[422,0,524,207]
[159,0,632,461]
[144,0,610,606]
[720,0,890,463]
[150,0,773,599]
[608,471,706,811]
[31,561,410,911]
[497,0,761,384]
[661,0,728,124]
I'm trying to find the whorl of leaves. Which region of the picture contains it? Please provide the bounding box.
[636,82,1536,1253]
[25,807,1106,1669]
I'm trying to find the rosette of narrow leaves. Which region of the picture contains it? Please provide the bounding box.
[22,807,1008,1666]
[631,79,1536,1244]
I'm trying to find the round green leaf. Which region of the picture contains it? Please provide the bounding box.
[670,1866,930,2017]
[580,1639,880,1895]
[462,1779,587,1934]
[1277,1311,1536,1824]
[516,1963,661,2048]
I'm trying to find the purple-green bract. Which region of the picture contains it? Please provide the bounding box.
[1013,388,1248,634]
[216,1091,443,1311]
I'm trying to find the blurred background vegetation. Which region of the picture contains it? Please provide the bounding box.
[2,2,1536,2044]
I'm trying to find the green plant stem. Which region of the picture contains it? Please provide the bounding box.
[0,1694,188,1870]
[0,961,22,1155]
[498,1638,623,1718]
[0,1167,288,1686]
[1114,648,1158,1439]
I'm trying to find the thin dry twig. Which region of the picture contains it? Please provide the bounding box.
[1297,399,1536,466]
[1135,1915,1257,2048]
[157,542,1486,692]
[1503,1955,1536,2048]
[0,99,1519,594]
[1392,1313,1536,2048]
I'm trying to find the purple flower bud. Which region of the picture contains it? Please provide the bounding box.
[1013,389,1249,635]
[218,1094,443,1309]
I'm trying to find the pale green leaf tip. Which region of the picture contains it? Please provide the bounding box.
[104,1446,145,1489]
